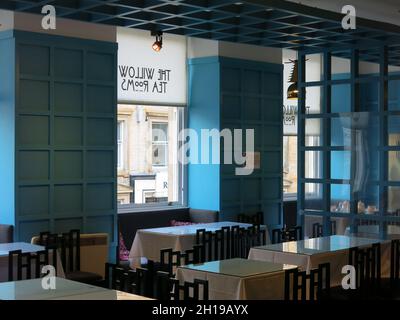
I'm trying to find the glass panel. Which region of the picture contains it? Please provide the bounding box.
[331,51,351,80]
[356,184,379,215]
[331,117,351,147]
[330,217,350,235]
[388,186,400,213]
[330,151,351,180]
[305,86,322,114]
[358,47,380,78]
[388,116,400,146]
[331,84,351,113]
[304,151,322,179]
[304,183,323,211]
[117,105,181,206]
[353,219,380,239]
[305,118,322,146]
[283,136,298,194]
[386,221,400,239]
[359,82,379,112]
[389,80,400,111]
[304,215,323,239]
[388,152,400,181]
[306,53,323,83]
[330,184,350,213]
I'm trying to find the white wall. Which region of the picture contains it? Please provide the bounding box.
[188,36,282,64]
[286,0,400,27]
[0,9,116,42]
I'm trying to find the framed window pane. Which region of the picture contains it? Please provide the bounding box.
[330,184,350,213]
[306,53,323,83]
[330,151,351,180]
[389,80,400,111]
[117,105,182,207]
[304,151,322,179]
[359,82,379,112]
[283,136,298,195]
[331,51,351,80]
[331,117,351,147]
[305,118,322,146]
[388,186,400,213]
[331,84,351,113]
[388,151,400,181]
[304,183,323,211]
[305,86,322,114]
[388,116,400,146]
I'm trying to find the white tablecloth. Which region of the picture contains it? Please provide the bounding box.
[176,259,290,300]
[248,236,390,287]
[129,221,270,267]
[0,242,65,282]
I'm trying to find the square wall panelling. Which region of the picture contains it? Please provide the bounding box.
[188,57,283,228]
[0,31,118,257]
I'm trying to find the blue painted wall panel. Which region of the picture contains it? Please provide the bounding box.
[188,58,220,211]
[0,35,15,226]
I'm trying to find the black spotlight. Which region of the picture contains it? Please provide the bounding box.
[151,30,163,52]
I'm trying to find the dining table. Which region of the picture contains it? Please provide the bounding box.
[0,277,153,300]
[248,235,391,286]
[176,258,296,300]
[0,242,65,282]
[129,221,270,268]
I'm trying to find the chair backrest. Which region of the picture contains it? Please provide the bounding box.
[195,229,213,261]
[155,271,209,301]
[237,212,264,225]
[183,244,205,265]
[104,262,151,296]
[213,227,231,260]
[8,248,56,281]
[60,229,81,273]
[349,243,381,295]
[391,239,400,286]
[160,248,182,276]
[272,226,303,244]
[0,224,13,244]
[284,263,330,301]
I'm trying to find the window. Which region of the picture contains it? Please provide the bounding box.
[117,105,184,208]
[117,121,124,170]
[283,135,298,198]
[152,122,168,167]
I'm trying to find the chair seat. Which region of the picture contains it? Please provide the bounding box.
[65,271,102,284]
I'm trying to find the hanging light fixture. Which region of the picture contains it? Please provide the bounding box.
[151,30,163,52]
[286,59,298,100]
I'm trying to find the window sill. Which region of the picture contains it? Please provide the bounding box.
[118,205,189,215]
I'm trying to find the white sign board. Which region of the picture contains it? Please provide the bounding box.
[117,27,187,105]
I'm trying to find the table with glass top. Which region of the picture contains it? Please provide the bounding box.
[176,258,296,300]
[248,235,390,286]
[0,277,153,300]
[129,221,270,267]
[0,242,65,282]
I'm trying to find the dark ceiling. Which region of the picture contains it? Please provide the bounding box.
[2,0,400,64]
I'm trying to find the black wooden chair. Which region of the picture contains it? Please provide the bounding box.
[60,229,102,285]
[312,221,338,238]
[182,244,205,265]
[104,262,151,296]
[272,226,303,244]
[284,263,330,301]
[196,229,213,261]
[8,248,57,281]
[330,244,381,300]
[237,211,264,225]
[155,271,209,301]
[213,226,231,260]
[159,248,182,276]
[378,239,400,298]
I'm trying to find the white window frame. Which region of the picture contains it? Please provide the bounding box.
[117,106,186,212]
[117,121,124,170]
[151,121,169,168]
